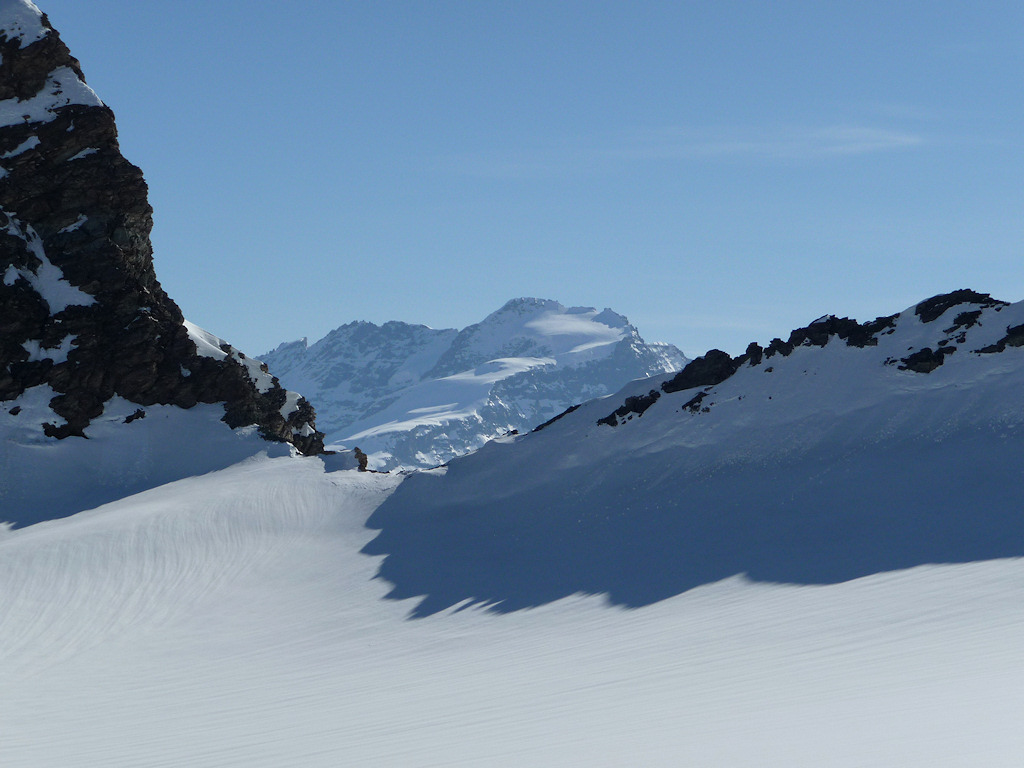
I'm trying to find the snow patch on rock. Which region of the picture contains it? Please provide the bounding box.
[21,333,74,363]
[0,0,47,51]
[0,134,38,158]
[0,66,103,128]
[2,213,94,312]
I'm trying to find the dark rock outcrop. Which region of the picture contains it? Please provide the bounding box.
[763,314,898,359]
[661,349,738,394]
[975,323,1024,355]
[915,290,1007,324]
[532,403,581,433]
[944,310,982,335]
[0,5,323,452]
[596,389,660,427]
[899,346,955,373]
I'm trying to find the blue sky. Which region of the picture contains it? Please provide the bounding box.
[39,0,1024,356]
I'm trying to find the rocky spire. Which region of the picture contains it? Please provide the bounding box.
[0,1,323,453]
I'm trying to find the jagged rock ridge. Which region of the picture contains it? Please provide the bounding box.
[0,2,323,453]
[595,289,1014,427]
[262,298,686,469]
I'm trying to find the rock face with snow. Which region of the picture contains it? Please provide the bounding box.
[262,298,686,469]
[0,2,322,453]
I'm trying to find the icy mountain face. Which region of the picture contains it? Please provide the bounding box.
[262,321,460,438]
[0,2,322,454]
[364,289,1024,615]
[262,298,687,469]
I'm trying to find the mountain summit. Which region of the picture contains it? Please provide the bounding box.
[0,2,322,451]
[262,298,686,469]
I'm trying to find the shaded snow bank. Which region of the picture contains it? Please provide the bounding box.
[0,396,295,527]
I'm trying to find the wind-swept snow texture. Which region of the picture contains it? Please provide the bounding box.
[2,454,1023,767]
[262,298,686,469]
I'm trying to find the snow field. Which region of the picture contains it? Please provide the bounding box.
[1,453,1023,767]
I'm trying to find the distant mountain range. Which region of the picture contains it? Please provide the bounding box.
[261,298,686,469]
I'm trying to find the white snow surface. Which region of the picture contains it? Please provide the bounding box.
[0,65,103,128]
[0,390,296,526]
[3,293,1024,764]
[343,355,557,441]
[0,0,45,51]
[0,134,38,157]
[67,146,99,161]
[445,299,631,365]
[1,453,1023,767]
[57,212,87,233]
[20,332,74,362]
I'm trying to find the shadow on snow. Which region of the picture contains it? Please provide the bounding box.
[363,428,1024,617]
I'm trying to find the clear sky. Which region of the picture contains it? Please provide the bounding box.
[36,0,1024,357]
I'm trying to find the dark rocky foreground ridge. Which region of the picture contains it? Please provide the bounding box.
[0,4,323,452]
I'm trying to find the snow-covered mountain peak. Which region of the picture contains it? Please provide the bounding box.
[425,298,637,379]
[262,299,687,469]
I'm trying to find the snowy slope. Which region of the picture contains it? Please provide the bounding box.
[364,290,1024,614]
[0,319,326,528]
[3,291,1024,765]
[262,298,686,469]
[1,455,1023,767]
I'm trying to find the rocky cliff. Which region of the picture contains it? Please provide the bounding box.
[0,2,323,453]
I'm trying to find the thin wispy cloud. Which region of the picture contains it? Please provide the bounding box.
[617,125,924,160]
[441,123,927,179]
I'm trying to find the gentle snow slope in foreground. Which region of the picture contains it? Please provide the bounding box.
[2,454,1023,767]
